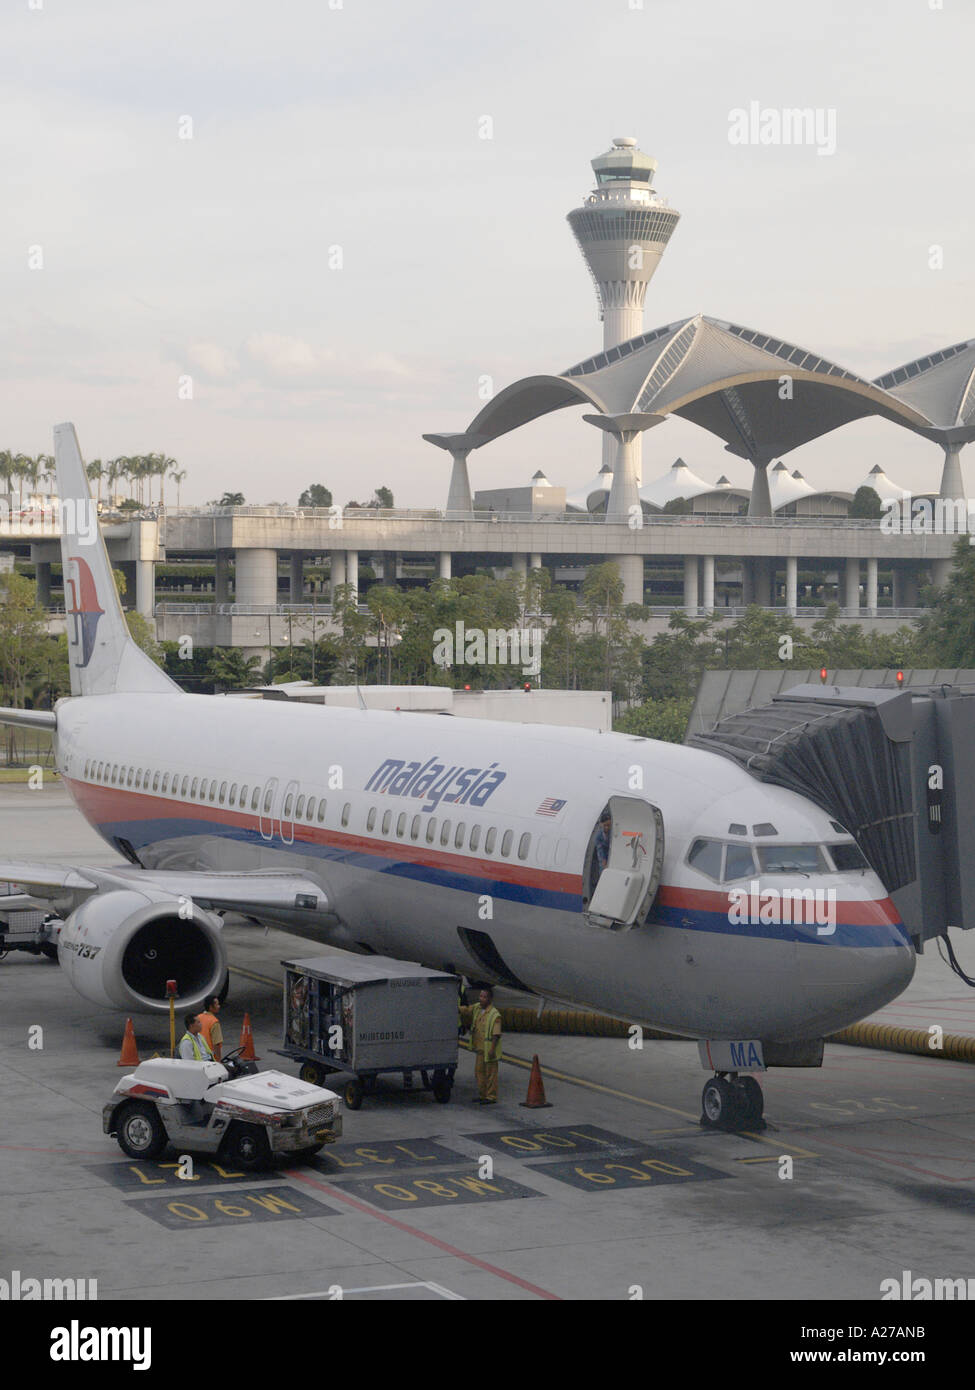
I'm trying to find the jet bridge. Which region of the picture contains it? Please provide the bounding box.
[688,683,975,946]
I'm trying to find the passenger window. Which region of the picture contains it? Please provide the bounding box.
[317,800,327,823]
[366,807,377,832]
[518,832,531,861]
[688,838,723,882]
[135,769,142,788]
[284,793,294,817]
[181,776,189,796]
[410,815,421,841]
[426,819,437,844]
[209,782,217,802]
[191,778,199,797]
[306,797,316,822]
[199,779,208,799]
[84,760,90,777]
[295,795,305,819]
[229,783,237,804]
[219,781,228,804]
[396,812,406,838]
[501,829,513,857]
[470,824,481,852]
[151,772,159,791]
[382,809,392,835]
[251,787,260,811]
[126,768,134,787]
[112,766,119,784]
[724,843,756,881]
[441,821,451,847]
[97,762,104,780]
[263,786,273,813]
[341,803,351,828]
[161,773,169,793]
[485,827,497,854]
[239,784,247,807]
[455,822,466,849]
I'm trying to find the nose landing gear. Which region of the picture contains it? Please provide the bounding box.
[701,1073,765,1132]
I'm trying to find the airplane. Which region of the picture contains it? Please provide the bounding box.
[0,424,915,1130]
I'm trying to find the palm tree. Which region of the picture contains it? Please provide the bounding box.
[171,468,187,508]
[0,451,13,505]
[157,455,177,509]
[37,454,56,495]
[86,460,105,507]
[207,648,264,690]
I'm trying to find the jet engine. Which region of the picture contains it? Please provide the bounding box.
[57,889,227,1014]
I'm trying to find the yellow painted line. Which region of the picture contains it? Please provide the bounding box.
[231,963,816,1155]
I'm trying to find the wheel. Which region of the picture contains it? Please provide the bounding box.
[700,1076,744,1131]
[40,944,59,961]
[432,1069,452,1103]
[344,1079,364,1110]
[299,1061,324,1085]
[737,1075,765,1128]
[220,1122,272,1171]
[115,1101,168,1160]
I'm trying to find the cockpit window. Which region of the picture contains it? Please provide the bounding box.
[724,843,757,881]
[827,842,869,872]
[752,822,778,837]
[757,844,824,874]
[688,838,723,882]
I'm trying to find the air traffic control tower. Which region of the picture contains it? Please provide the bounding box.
[567,138,681,485]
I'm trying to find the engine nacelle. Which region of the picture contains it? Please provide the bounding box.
[58,889,227,1014]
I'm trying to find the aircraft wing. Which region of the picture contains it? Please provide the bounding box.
[0,707,58,731]
[0,861,329,916]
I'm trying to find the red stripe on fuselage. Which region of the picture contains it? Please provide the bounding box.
[656,883,901,927]
[64,777,585,895]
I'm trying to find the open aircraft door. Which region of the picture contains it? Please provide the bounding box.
[584,795,664,930]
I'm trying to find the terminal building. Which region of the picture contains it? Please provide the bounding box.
[1,138,974,653]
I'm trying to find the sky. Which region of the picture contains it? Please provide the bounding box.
[1,0,972,506]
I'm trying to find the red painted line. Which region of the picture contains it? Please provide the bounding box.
[657,883,900,926]
[286,1168,561,1300]
[810,1131,975,1182]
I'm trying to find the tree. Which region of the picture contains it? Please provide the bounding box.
[642,612,717,701]
[208,648,264,689]
[371,486,394,509]
[0,573,49,708]
[125,611,165,665]
[213,491,245,507]
[662,496,692,514]
[298,484,332,508]
[913,537,975,665]
[849,485,883,519]
[614,696,694,743]
[367,584,410,683]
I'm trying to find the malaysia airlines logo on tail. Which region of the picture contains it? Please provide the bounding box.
[65,556,105,668]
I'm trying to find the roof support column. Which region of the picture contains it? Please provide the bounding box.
[439,551,452,580]
[748,459,773,518]
[330,550,346,601]
[939,443,966,502]
[289,553,304,604]
[613,555,644,607]
[583,412,665,524]
[423,432,485,520]
[215,549,231,605]
[785,555,798,616]
[346,550,359,600]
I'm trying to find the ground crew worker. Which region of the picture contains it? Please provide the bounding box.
[593,809,612,890]
[177,1013,214,1062]
[470,987,502,1104]
[197,995,223,1061]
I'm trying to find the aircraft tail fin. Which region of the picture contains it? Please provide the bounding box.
[55,423,180,698]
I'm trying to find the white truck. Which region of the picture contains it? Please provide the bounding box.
[103,1052,343,1169]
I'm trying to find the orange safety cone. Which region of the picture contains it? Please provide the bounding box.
[117,1017,141,1067]
[239,1012,259,1061]
[519,1054,552,1108]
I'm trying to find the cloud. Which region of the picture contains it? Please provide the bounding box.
[186,341,239,380]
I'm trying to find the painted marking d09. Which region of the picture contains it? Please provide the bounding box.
[127,1185,332,1229]
[539,1148,731,1192]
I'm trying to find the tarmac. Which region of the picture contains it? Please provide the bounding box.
[2,784,975,1302]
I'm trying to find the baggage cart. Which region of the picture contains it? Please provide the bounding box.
[275,953,460,1109]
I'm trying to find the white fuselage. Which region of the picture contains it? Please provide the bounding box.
[54,693,915,1042]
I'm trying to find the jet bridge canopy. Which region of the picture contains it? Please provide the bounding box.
[689,683,975,945]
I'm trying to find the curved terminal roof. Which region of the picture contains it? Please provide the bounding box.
[464,315,964,462]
